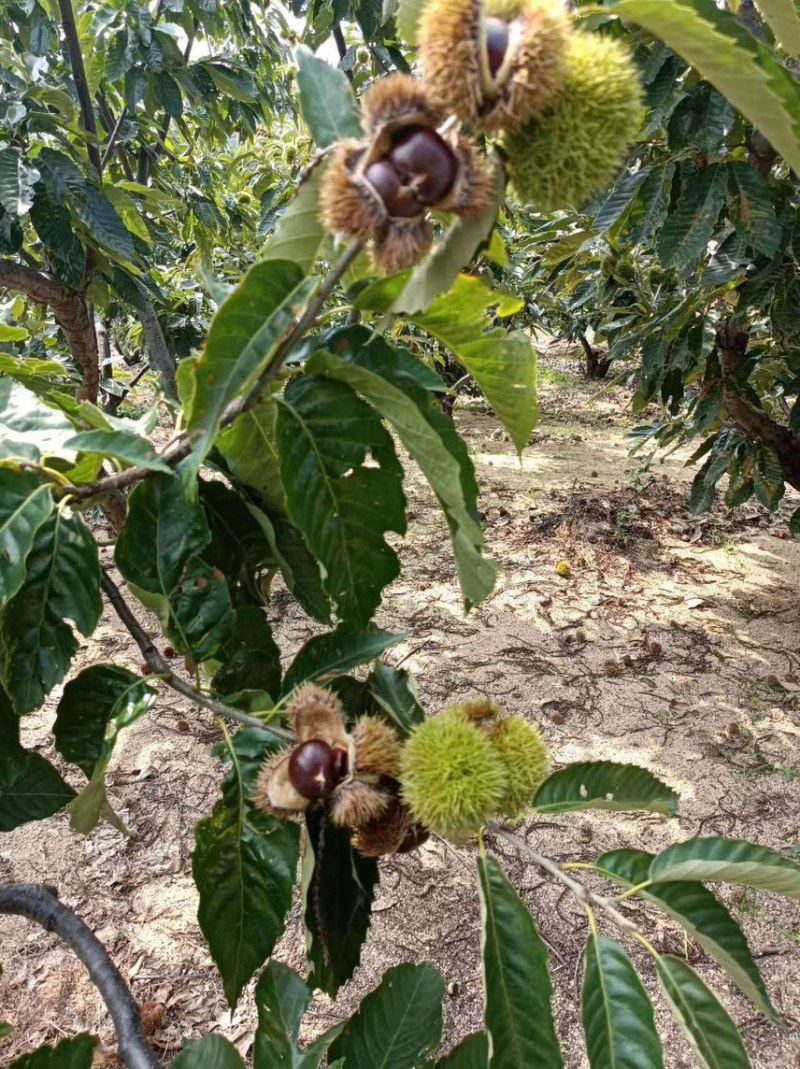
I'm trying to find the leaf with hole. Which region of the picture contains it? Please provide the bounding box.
[533,761,678,815]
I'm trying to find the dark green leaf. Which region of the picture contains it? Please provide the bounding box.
[303,806,379,996]
[54,665,155,775]
[282,625,401,695]
[296,46,362,147]
[216,398,286,513]
[432,1032,490,1068]
[154,69,183,118]
[181,259,307,484]
[657,164,726,268]
[165,557,234,662]
[7,1034,97,1068]
[75,187,135,261]
[328,964,444,1068]
[367,662,425,736]
[726,162,781,257]
[656,955,753,1069]
[0,147,38,216]
[172,1036,246,1069]
[0,509,101,714]
[627,164,674,246]
[649,837,800,899]
[752,445,785,509]
[193,730,300,1008]
[64,429,173,473]
[0,468,53,606]
[30,179,85,288]
[276,376,406,625]
[254,960,311,1069]
[248,507,331,624]
[213,605,281,701]
[533,761,678,815]
[582,934,664,1069]
[596,848,773,1019]
[477,854,563,1069]
[199,480,276,589]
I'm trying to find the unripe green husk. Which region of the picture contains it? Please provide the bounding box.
[400,716,506,840]
[487,715,549,816]
[502,32,644,212]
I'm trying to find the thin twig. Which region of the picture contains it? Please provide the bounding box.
[101,105,129,172]
[57,0,102,174]
[332,23,353,82]
[64,239,364,502]
[488,825,640,935]
[0,884,158,1069]
[100,567,294,741]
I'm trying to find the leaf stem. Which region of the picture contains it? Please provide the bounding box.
[488,825,640,935]
[100,567,294,742]
[615,880,653,903]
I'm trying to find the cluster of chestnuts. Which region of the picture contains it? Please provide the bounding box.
[319,0,644,270]
[254,689,550,855]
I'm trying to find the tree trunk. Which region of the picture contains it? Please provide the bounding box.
[135,285,177,398]
[577,333,611,380]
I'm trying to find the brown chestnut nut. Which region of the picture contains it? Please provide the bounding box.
[288,739,336,799]
[363,159,424,218]
[484,17,510,80]
[387,126,457,205]
[331,745,349,783]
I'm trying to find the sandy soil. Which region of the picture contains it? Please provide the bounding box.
[2,352,800,1068]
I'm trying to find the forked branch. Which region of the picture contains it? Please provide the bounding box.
[0,883,158,1069]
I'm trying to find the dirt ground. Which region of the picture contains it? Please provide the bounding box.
[2,347,800,1068]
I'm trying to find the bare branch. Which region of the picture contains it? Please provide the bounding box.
[333,24,354,83]
[0,883,158,1069]
[100,568,294,741]
[65,238,365,500]
[487,825,640,935]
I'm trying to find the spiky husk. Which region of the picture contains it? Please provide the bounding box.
[362,73,442,135]
[286,683,349,748]
[352,716,403,779]
[438,137,497,218]
[252,750,309,818]
[488,715,549,816]
[319,141,386,240]
[444,697,502,728]
[419,0,568,133]
[330,780,392,828]
[503,32,644,212]
[400,716,506,841]
[372,217,433,274]
[351,796,416,857]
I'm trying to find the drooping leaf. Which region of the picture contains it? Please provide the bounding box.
[165,557,234,662]
[582,934,664,1069]
[75,186,135,262]
[0,378,77,462]
[263,167,326,275]
[302,805,379,996]
[247,506,331,623]
[213,605,282,701]
[594,168,650,233]
[657,164,726,268]
[0,147,39,216]
[656,955,753,1069]
[115,472,210,596]
[296,46,362,147]
[54,665,155,775]
[216,397,286,513]
[180,259,307,485]
[611,0,800,177]
[6,1034,97,1068]
[533,761,679,815]
[431,1032,491,1068]
[0,468,53,606]
[478,854,563,1069]
[0,509,101,714]
[308,329,495,608]
[253,960,339,1069]
[282,625,401,695]
[726,162,782,257]
[649,837,800,899]
[597,848,773,1018]
[752,444,785,509]
[192,729,300,1008]
[367,661,425,736]
[199,479,277,591]
[172,1036,246,1069]
[359,274,537,453]
[29,176,85,287]
[328,964,445,1068]
[64,429,173,473]
[276,375,407,625]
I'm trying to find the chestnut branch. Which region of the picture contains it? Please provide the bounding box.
[62,238,365,503]
[488,825,640,935]
[100,567,294,742]
[0,883,158,1069]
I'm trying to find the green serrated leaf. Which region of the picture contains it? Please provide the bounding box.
[754,0,800,56]
[308,329,495,609]
[263,167,325,275]
[282,625,401,695]
[246,506,331,624]
[0,378,77,462]
[432,1033,490,1068]
[0,147,38,216]
[0,469,53,606]
[752,444,785,509]
[213,605,281,701]
[303,805,380,997]
[64,429,173,473]
[296,46,362,148]
[478,854,563,1069]
[596,848,774,1019]
[172,1036,246,1069]
[75,186,135,262]
[276,375,406,625]
[0,324,28,342]
[657,164,726,268]
[216,397,286,513]
[102,185,151,244]
[656,955,753,1069]
[533,761,679,815]
[649,837,800,899]
[254,961,338,1069]
[328,964,444,1068]
[181,259,307,486]
[6,1033,97,1068]
[582,934,664,1069]
[367,662,425,736]
[611,0,800,177]
[726,162,781,257]
[0,509,100,714]
[193,731,300,1008]
[166,557,234,662]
